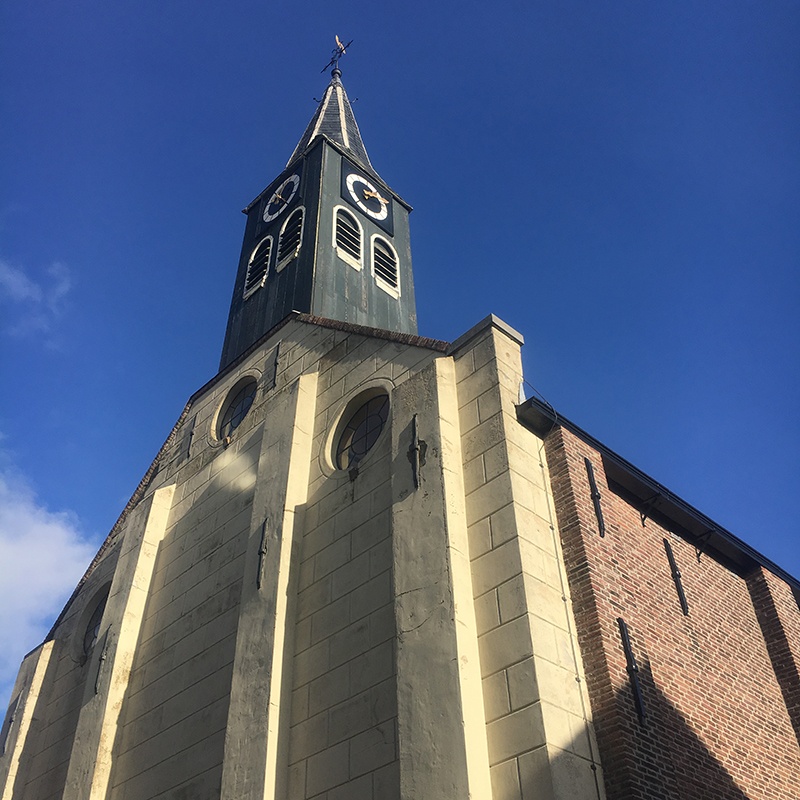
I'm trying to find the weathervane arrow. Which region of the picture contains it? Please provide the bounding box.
[321,35,353,73]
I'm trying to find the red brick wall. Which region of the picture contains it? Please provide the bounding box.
[747,566,800,742]
[545,426,800,799]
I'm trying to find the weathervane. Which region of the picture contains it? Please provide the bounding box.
[321,35,353,73]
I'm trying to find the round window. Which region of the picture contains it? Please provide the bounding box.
[335,393,389,470]
[218,378,258,441]
[83,591,108,654]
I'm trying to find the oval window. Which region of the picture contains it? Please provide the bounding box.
[218,378,258,441]
[335,393,389,470]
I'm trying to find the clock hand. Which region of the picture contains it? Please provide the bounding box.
[363,190,388,205]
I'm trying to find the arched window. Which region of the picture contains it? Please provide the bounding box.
[276,208,304,271]
[243,236,272,298]
[217,377,258,442]
[83,589,109,655]
[372,236,400,297]
[333,207,363,270]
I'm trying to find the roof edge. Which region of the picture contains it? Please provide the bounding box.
[517,396,800,591]
[448,313,524,355]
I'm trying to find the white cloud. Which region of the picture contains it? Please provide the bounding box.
[0,460,96,713]
[0,258,72,339]
[0,261,42,303]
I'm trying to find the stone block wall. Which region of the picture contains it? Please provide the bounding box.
[450,317,605,800]
[2,541,120,800]
[284,327,440,800]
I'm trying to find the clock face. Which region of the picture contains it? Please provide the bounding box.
[345,173,390,221]
[340,161,394,234]
[263,173,300,223]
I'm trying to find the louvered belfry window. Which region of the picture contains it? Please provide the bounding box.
[277,208,304,269]
[243,236,272,297]
[372,237,399,293]
[335,208,362,268]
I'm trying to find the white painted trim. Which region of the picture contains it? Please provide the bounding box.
[332,205,363,271]
[276,207,305,273]
[336,85,350,149]
[212,373,261,443]
[309,87,332,143]
[321,380,395,476]
[243,235,273,299]
[370,234,401,299]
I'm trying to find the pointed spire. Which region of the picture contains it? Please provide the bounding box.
[286,69,374,172]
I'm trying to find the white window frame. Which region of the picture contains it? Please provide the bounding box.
[243,235,273,299]
[371,234,401,299]
[276,207,305,273]
[332,205,364,271]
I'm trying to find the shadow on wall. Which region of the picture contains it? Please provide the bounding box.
[8,427,265,800]
[96,432,263,800]
[508,664,753,800]
[747,570,800,747]
[575,657,754,800]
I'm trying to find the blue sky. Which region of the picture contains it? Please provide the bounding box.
[1,1,798,710]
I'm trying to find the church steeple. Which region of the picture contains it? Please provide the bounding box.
[286,68,374,174]
[219,65,418,370]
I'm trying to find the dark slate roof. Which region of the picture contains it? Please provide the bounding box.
[286,69,374,173]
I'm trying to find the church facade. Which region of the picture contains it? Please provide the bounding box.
[1,67,798,800]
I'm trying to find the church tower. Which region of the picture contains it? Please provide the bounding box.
[2,54,800,800]
[220,66,417,369]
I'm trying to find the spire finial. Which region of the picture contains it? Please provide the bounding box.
[321,35,353,74]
